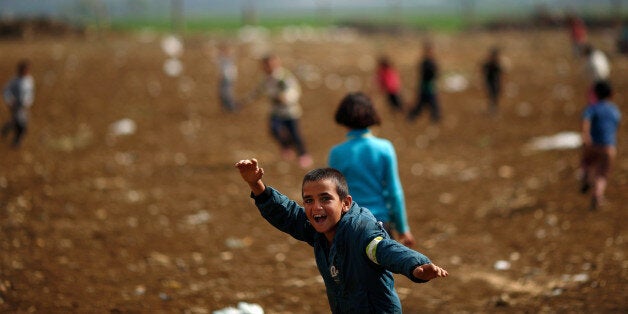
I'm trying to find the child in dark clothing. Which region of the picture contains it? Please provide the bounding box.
[482,47,502,115]
[408,43,440,123]
[235,158,448,313]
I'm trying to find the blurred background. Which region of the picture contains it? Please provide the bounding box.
[0,1,627,314]
[1,0,627,34]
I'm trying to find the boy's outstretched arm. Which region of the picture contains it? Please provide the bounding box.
[235,159,266,196]
[412,263,448,281]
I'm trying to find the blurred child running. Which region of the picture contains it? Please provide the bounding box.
[241,54,313,168]
[567,14,588,57]
[217,43,238,112]
[235,158,448,313]
[328,92,415,247]
[482,47,503,115]
[2,59,34,148]
[375,55,403,112]
[580,81,621,210]
[408,43,440,123]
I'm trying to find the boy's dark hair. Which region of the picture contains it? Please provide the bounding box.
[490,47,500,59]
[261,53,277,64]
[378,56,391,68]
[594,81,612,100]
[302,168,349,200]
[335,92,381,129]
[582,44,593,56]
[17,59,30,76]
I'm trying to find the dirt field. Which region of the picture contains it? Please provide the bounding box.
[0,28,626,313]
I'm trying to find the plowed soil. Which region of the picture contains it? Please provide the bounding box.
[1,28,626,313]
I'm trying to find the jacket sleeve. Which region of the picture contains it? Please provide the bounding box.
[3,80,15,105]
[253,187,316,246]
[375,238,432,283]
[328,146,339,169]
[382,142,409,234]
[360,218,431,283]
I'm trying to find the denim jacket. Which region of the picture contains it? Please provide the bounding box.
[253,187,431,313]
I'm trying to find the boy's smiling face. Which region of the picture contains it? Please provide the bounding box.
[302,179,352,243]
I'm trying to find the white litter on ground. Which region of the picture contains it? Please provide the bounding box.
[525,132,582,151]
[183,210,211,226]
[443,73,469,93]
[161,35,183,57]
[213,302,264,314]
[494,260,511,271]
[109,118,136,136]
[164,58,183,77]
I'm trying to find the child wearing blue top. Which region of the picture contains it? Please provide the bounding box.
[329,92,415,247]
[580,81,621,210]
[235,158,448,313]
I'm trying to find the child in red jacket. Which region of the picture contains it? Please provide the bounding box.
[376,56,403,112]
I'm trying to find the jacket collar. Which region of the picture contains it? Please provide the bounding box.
[347,128,372,139]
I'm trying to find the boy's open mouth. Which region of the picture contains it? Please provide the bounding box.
[313,214,327,223]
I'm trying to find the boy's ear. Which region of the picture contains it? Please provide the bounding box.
[342,195,352,211]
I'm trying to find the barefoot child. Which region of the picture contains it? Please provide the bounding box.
[235,158,448,313]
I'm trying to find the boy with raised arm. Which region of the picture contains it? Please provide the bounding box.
[235,158,448,313]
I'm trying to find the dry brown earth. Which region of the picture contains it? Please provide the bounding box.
[0,28,626,313]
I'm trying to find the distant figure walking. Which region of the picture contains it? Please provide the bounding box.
[408,43,440,123]
[375,56,403,112]
[482,47,503,115]
[618,24,628,54]
[2,60,35,148]
[217,43,238,112]
[241,54,313,168]
[567,14,588,57]
[579,81,621,210]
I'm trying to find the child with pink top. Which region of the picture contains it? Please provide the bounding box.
[376,56,403,112]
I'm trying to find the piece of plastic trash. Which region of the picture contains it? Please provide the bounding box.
[161,35,183,57]
[164,58,183,77]
[109,118,136,136]
[213,302,264,314]
[494,260,511,271]
[213,307,240,314]
[184,210,211,225]
[572,273,590,282]
[225,237,253,249]
[443,74,469,93]
[525,132,581,151]
[236,302,263,314]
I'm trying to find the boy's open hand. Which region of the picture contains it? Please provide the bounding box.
[412,263,448,281]
[235,159,264,183]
